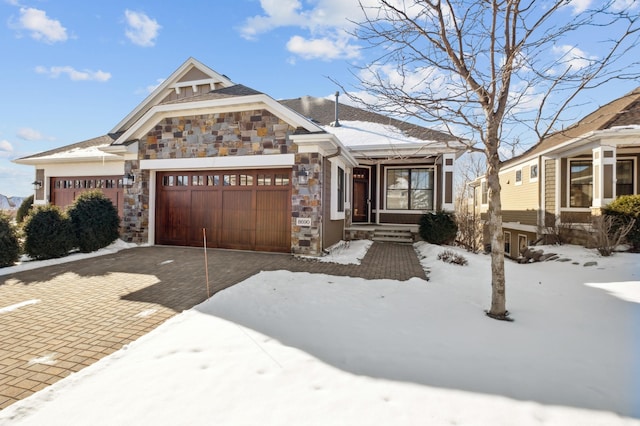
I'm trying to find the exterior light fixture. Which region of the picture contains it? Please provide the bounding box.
[297,167,309,185]
[32,180,43,190]
[122,173,135,186]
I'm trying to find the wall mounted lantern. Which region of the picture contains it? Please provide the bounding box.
[122,173,135,186]
[297,167,309,185]
[32,180,43,190]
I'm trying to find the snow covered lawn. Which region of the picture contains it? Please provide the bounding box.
[0,243,638,425]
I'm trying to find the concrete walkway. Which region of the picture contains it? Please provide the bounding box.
[0,242,426,409]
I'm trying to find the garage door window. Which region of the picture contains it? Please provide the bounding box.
[192,176,205,186]
[240,174,254,186]
[207,175,219,186]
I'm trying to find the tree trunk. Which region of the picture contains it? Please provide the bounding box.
[485,134,509,320]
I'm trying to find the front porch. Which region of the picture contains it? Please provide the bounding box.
[345,224,419,244]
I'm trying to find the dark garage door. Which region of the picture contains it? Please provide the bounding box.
[156,169,291,252]
[50,176,124,217]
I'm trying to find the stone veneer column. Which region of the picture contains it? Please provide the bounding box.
[291,152,322,255]
[121,160,150,243]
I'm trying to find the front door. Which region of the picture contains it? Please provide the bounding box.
[352,167,369,223]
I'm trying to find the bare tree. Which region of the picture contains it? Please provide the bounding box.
[346,0,639,320]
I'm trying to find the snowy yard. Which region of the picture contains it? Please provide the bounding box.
[0,242,638,425]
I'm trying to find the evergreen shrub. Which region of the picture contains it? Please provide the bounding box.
[0,213,20,267]
[23,205,76,260]
[68,191,120,253]
[16,194,34,223]
[419,211,458,245]
[603,195,640,251]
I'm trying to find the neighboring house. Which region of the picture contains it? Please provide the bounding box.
[15,58,464,255]
[472,87,640,257]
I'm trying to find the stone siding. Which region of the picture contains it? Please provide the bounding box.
[121,109,327,255]
[291,152,323,255]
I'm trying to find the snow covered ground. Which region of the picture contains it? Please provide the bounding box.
[0,242,638,425]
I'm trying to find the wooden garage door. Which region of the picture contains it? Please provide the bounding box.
[156,169,291,252]
[50,176,124,217]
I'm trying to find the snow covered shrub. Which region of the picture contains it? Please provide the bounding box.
[603,195,640,251]
[16,194,34,223]
[0,212,20,267]
[589,215,634,257]
[23,205,76,260]
[68,190,120,253]
[419,211,458,245]
[437,249,468,266]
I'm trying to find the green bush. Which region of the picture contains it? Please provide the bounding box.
[16,194,34,223]
[419,211,458,245]
[68,191,120,253]
[23,205,76,260]
[603,195,640,251]
[0,213,20,267]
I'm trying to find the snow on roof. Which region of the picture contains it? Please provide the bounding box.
[321,120,458,150]
[35,144,119,161]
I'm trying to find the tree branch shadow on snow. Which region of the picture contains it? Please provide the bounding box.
[198,269,640,420]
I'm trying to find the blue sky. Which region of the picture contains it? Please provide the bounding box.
[0,0,638,197]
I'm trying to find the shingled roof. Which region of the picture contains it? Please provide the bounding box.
[279,96,458,143]
[160,84,263,105]
[504,87,640,166]
[15,134,119,162]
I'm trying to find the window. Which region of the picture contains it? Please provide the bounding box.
[617,159,634,196]
[504,231,511,257]
[530,164,538,181]
[239,174,253,186]
[386,168,434,210]
[570,160,593,207]
[163,176,174,186]
[192,176,204,186]
[207,175,219,186]
[481,181,488,205]
[176,175,189,186]
[518,235,528,256]
[515,169,522,185]
[337,166,345,212]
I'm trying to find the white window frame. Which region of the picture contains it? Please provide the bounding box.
[530,164,539,183]
[518,234,528,256]
[383,165,437,212]
[515,168,523,186]
[330,157,348,220]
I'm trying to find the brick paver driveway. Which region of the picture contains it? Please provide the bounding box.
[0,242,426,409]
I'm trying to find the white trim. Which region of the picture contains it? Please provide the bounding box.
[517,234,528,254]
[567,157,594,208]
[330,158,348,220]
[140,154,295,171]
[148,172,156,246]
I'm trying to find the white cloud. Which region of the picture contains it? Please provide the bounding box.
[611,0,640,10]
[0,140,14,158]
[16,7,68,43]
[286,35,360,60]
[124,10,161,47]
[552,45,598,71]
[17,128,55,142]
[35,65,112,82]
[568,0,592,14]
[240,0,372,61]
[135,78,165,95]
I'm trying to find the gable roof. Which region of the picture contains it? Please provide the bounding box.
[503,87,640,167]
[109,57,235,135]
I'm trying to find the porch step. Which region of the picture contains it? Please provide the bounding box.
[372,228,415,244]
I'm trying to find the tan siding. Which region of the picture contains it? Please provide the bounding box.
[545,159,556,215]
[500,165,539,226]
